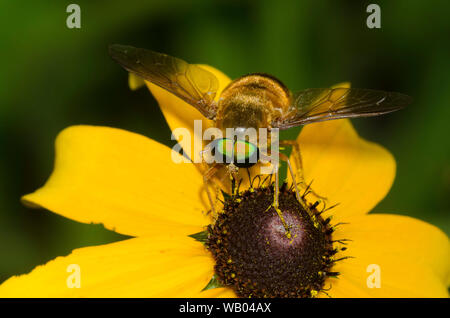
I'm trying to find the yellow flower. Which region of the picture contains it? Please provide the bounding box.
[0,66,448,298]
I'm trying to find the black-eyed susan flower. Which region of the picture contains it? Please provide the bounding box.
[0,66,448,298]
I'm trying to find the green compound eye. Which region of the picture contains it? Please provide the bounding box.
[233,140,259,168]
[211,138,259,167]
[215,138,235,164]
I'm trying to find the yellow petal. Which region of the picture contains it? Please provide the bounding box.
[22,126,211,237]
[290,118,395,221]
[319,276,371,298]
[328,258,447,298]
[328,214,450,297]
[145,65,231,163]
[0,236,214,297]
[331,82,351,89]
[128,72,145,91]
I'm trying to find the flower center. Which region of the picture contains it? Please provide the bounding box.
[206,184,337,298]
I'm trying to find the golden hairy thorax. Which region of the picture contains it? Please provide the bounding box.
[215,73,292,131]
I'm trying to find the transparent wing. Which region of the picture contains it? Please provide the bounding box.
[109,44,219,119]
[273,88,411,129]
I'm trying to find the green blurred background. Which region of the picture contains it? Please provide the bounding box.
[1,0,449,283]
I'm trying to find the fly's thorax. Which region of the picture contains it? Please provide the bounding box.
[215,73,291,131]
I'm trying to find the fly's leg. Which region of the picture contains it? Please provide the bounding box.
[203,163,220,216]
[279,139,328,202]
[273,163,279,209]
[259,156,291,237]
[278,152,316,221]
[273,163,292,237]
[226,163,240,196]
